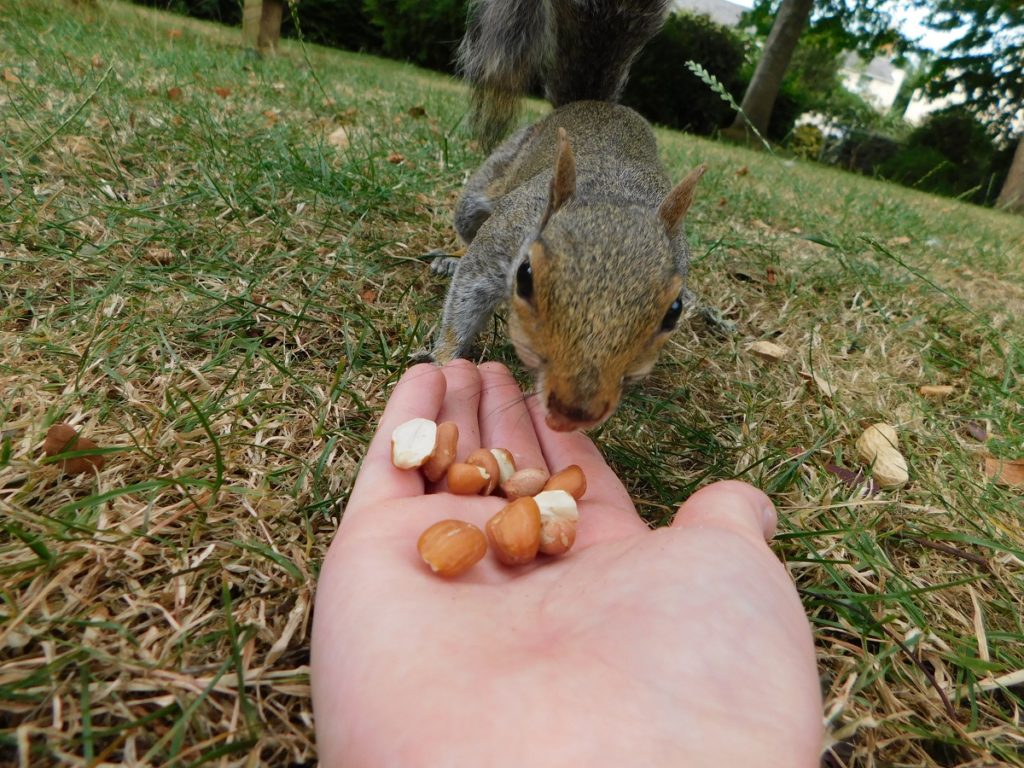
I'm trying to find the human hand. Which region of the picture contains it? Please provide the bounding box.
[311,361,822,767]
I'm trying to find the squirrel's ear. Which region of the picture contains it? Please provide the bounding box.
[658,164,706,236]
[539,128,576,229]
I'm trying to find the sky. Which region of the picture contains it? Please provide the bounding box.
[728,0,960,52]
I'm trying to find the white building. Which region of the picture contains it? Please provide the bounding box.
[838,52,906,112]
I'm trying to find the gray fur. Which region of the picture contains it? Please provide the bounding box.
[459,0,671,148]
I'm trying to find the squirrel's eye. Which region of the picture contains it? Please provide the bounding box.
[661,296,683,331]
[516,258,533,300]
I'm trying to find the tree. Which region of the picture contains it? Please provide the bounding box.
[725,0,812,141]
[726,0,901,142]
[919,0,1024,211]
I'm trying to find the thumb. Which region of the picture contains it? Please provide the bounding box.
[671,480,778,544]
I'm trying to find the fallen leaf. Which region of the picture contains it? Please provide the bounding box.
[736,165,749,176]
[43,423,106,475]
[387,152,405,164]
[91,54,104,69]
[263,109,279,125]
[801,371,837,398]
[747,340,789,362]
[213,86,231,99]
[327,127,349,149]
[964,421,988,442]
[984,456,1024,488]
[825,463,879,495]
[407,105,427,118]
[919,384,954,400]
[166,86,183,101]
[144,247,174,265]
[2,68,20,83]
[359,287,377,303]
[730,265,779,286]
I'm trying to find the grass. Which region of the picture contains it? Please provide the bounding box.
[1,0,1023,765]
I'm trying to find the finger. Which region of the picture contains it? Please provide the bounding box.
[434,360,484,462]
[671,480,777,544]
[477,362,547,475]
[526,395,645,534]
[345,364,446,514]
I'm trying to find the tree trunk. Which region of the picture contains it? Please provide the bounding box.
[242,0,261,48]
[724,0,814,143]
[997,135,1024,213]
[258,0,285,56]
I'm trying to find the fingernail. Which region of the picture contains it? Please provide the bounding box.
[760,503,779,539]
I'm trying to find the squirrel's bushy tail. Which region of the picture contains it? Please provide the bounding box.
[459,0,670,148]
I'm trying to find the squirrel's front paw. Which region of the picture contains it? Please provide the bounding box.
[409,347,437,365]
[429,255,461,277]
[698,306,738,336]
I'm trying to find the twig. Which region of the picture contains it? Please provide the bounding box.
[907,536,990,572]
[877,622,960,724]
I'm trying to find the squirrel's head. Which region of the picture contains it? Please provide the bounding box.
[508,129,705,432]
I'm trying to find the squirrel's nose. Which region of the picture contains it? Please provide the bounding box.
[545,393,609,432]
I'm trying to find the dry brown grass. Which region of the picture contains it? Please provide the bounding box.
[1,0,1023,765]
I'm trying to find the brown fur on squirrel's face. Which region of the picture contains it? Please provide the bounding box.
[508,208,686,432]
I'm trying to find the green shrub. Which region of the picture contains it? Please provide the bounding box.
[878,109,998,203]
[622,11,747,136]
[362,0,467,73]
[789,124,824,160]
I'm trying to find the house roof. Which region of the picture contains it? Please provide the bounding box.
[673,0,747,27]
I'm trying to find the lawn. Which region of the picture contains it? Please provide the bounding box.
[1,1,1023,765]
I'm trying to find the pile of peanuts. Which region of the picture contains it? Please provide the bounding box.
[390,418,586,577]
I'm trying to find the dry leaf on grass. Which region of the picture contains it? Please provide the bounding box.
[747,340,789,362]
[825,463,879,495]
[43,423,106,475]
[387,152,405,164]
[3,68,21,83]
[919,384,955,400]
[801,371,837,399]
[327,127,349,149]
[213,86,231,98]
[166,86,183,101]
[964,421,988,442]
[729,265,779,286]
[983,456,1024,488]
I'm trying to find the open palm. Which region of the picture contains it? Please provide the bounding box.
[311,361,822,767]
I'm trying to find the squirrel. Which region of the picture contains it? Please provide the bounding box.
[426,0,707,433]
